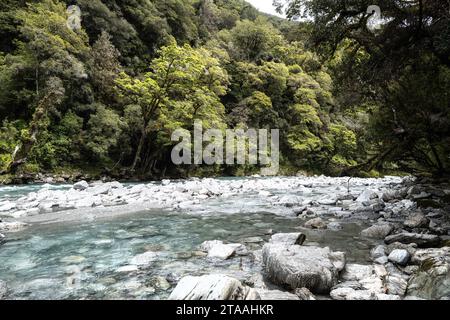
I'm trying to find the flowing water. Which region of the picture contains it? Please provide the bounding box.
[0,178,389,300]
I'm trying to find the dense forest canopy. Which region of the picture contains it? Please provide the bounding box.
[0,0,448,181]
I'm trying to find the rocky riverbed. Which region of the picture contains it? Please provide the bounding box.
[0,175,449,300]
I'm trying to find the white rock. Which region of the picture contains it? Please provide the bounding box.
[73,181,89,191]
[356,189,379,204]
[169,274,260,300]
[388,249,410,266]
[262,244,346,293]
[0,201,16,212]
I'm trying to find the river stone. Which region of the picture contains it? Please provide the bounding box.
[386,275,407,296]
[130,251,159,266]
[73,180,89,191]
[257,290,300,300]
[304,217,327,229]
[294,287,316,300]
[0,280,7,299]
[356,189,379,204]
[361,223,394,239]
[411,247,450,265]
[199,240,245,260]
[371,245,387,260]
[388,249,410,266]
[269,233,306,245]
[404,212,429,229]
[384,233,441,248]
[169,275,260,300]
[262,243,346,293]
[341,264,374,282]
[407,255,450,300]
[330,287,375,300]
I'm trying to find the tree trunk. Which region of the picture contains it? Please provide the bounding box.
[131,127,146,171]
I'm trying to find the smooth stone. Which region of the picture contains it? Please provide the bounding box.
[73,181,89,191]
[388,249,411,266]
[169,274,260,300]
[262,243,346,293]
[384,233,441,248]
[294,287,316,300]
[370,245,387,260]
[361,223,394,239]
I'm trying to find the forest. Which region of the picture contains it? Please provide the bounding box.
[0,0,448,181]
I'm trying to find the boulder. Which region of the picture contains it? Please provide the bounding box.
[341,264,374,282]
[0,233,5,245]
[169,275,260,300]
[294,287,316,300]
[388,249,410,266]
[384,233,441,248]
[304,217,327,230]
[407,252,450,300]
[404,212,429,229]
[370,245,387,260]
[330,287,375,300]
[269,233,306,246]
[361,223,394,239]
[262,243,346,293]
[386,275,407,296]
[73,180,89,191]
[356,189,379,204]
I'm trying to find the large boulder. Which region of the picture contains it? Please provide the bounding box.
[407,247,450,300]
[168,275,260,300]
[262,243,346,293]
[384,233,441,248]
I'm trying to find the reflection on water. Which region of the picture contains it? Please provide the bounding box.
[0,209,377,300]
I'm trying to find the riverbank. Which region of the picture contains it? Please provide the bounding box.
[0,175,449,300]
